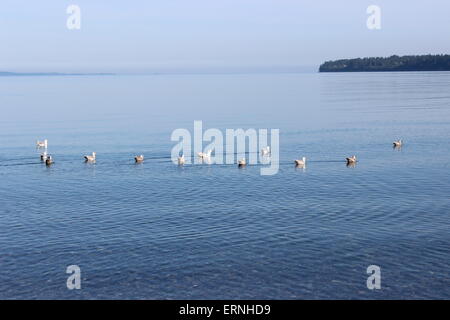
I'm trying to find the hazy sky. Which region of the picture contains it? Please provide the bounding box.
[1,0,449,72]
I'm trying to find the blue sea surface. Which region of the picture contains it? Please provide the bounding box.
[0,72,449,299]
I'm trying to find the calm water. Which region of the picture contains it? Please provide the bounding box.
[0,72,449,299]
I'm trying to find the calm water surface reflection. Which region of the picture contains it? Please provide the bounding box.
[0,72,449,299]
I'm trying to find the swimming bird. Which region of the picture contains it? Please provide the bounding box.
[197,150,212,158]
[36,139,48,148]
[238,158,246,167]
[178,154,185,165]
[134,155,144,163]
[84,152,96,162]
[261,146,271,156]
[295,157,306,167]
[346,155,357,164]
[393,139,402,148]
[45,155,53,166]
[40,151,48,161]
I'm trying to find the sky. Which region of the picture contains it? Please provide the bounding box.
[1,0,450,73]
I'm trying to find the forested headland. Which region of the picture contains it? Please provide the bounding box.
[319,55,450,72]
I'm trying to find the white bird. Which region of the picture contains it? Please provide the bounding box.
[261,146,271,156]
[36,139,48,148]
[178,154,185,165]
[45,155,53,166]
[393,139,402,148]
[346,155,357,164]
[238,158,246,167]
[295,157,306,167]
[197,150,212,158]
[134,155,144,163]
[40,151,48,161]
[84,152,96,162]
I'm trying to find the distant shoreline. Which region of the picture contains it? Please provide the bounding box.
[0,66,316,76]
[0,71,115,76]
[319,54,450,72]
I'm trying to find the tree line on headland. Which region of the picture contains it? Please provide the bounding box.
[319,54,450,72]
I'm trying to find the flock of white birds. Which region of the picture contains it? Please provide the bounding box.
[36,139,403,168]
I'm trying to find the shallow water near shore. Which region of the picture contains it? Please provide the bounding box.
[0,72,449,299]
